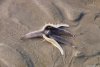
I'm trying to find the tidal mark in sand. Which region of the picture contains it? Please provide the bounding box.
[16,49,34,67]
[94,13,100,20]
[0,0,5,5]
[74,12,84,22]
[51,3,65,22]
[66,6,85,22]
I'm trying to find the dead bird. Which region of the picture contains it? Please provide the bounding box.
[21,24,74,55]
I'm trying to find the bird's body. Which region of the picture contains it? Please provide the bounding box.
[21,24,74,55]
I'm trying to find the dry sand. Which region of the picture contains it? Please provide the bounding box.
[0,0,100,67]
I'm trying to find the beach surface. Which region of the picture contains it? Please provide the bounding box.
[0,0,100,67]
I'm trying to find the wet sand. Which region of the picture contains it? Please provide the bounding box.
[0,0,100,67]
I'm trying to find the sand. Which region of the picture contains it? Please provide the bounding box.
[0,0,100,67]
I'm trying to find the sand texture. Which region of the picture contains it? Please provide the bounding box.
[0,0,100,67]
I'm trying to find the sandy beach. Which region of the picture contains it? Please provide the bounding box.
[0,0,100,67]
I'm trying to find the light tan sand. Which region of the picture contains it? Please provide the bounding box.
[0,0,100,67]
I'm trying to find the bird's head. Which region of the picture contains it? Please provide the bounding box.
[44,25,54,30]
[43,26,52,35]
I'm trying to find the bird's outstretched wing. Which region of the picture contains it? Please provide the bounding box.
[51,35,74,47]
[58,26,68,29]
[51,35,67,44]
[43,34,64,55]
[55,28,74,37]
[21,30,43,40]
[57,24,69,29]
